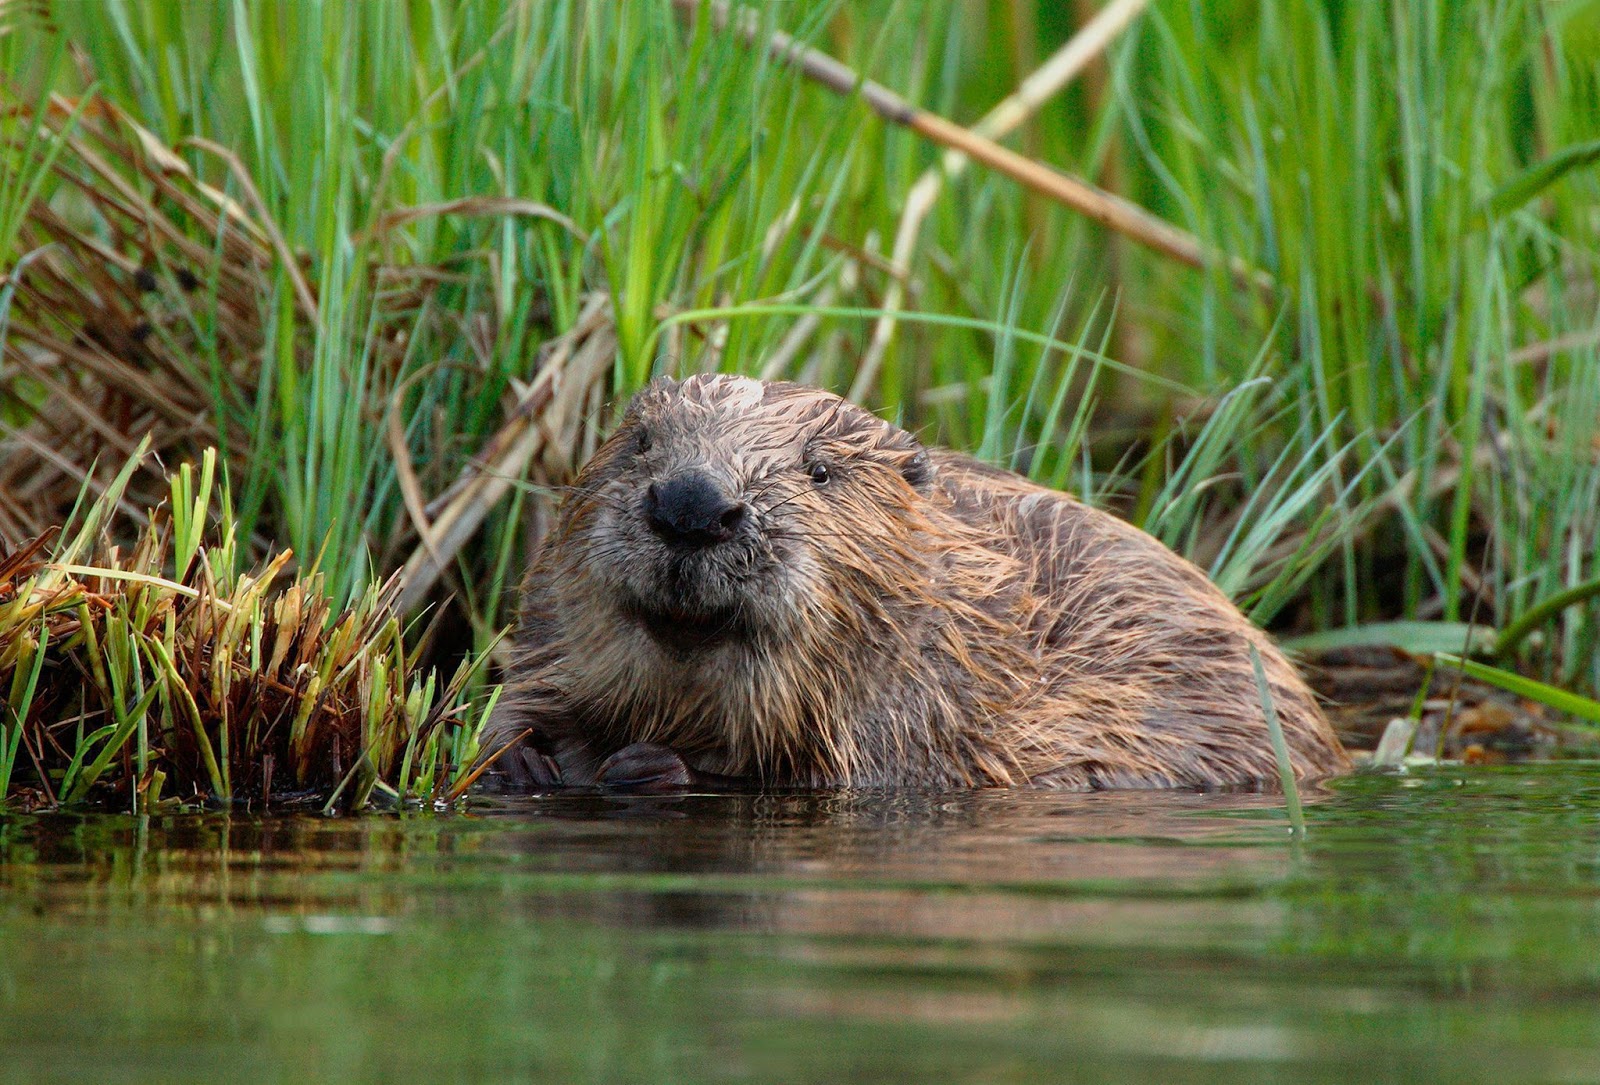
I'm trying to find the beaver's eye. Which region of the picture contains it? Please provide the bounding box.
[807,461,831,486]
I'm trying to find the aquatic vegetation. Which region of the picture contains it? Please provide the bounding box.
[0,448,495,810]
[0,0,1597,789]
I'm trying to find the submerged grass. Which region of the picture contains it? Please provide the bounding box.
[1,0,1598,802]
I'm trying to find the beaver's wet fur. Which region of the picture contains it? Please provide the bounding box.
[481,374,1349,790]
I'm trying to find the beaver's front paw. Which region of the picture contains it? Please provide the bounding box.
[478,737,561,789]
[513,747,562,788]
[596,742,693,792]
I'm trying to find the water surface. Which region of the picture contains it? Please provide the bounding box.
[4,766,1600,1083]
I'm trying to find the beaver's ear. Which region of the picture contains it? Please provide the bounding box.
[900,447,933,490]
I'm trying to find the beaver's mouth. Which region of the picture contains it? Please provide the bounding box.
[620,595,748,654]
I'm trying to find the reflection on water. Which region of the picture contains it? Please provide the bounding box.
[4,768,1600,1084]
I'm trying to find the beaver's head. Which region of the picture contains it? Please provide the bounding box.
[551,374,936,660]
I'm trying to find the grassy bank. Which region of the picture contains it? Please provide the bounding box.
[2,0,1599,805]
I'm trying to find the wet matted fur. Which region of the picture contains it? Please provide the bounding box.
[481,374,1350,789]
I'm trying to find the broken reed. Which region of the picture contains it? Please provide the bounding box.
[0,447,497,812]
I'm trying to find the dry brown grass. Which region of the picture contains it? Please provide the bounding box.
[0,84,615,609]
[2,91,280,538]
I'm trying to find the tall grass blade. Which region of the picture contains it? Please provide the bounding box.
[1485,139,1600,218]
[1251,642,1305,836]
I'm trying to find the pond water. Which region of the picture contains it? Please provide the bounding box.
[2,765,1599,1084]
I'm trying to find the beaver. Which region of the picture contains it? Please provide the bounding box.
[480,373,1349,791]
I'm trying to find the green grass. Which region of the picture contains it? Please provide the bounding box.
[1,0,1599,803]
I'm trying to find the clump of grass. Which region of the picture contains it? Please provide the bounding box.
[0,447,495,812]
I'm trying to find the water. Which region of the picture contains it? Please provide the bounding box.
[3,765,1600,1084]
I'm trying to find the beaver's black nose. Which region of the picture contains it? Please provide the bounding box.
[643,471,748,547]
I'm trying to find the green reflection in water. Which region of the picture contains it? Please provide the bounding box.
[4,768,1600,1084]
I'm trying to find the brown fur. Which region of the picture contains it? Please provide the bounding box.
[482,374,1350,789]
